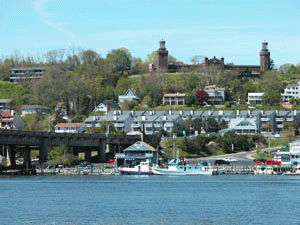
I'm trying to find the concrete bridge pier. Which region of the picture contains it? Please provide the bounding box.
[85,148,91,162]
[98,141,106,163]
[8,145,16,167]
[39,139,48,163]
[23,146,31,173]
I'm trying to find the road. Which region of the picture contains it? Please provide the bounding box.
[186,146,281,166]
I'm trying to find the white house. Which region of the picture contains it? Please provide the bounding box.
[228,117,259,135]
[248,93,264,105]
[94,100,119,114]
[118,89,139,105]
[281,81,300,102]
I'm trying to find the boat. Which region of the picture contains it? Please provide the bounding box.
[119,160,154,175]
[223,157,238,162]
[152,158,215,176]
[283,164,300,175]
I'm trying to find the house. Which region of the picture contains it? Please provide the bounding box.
[204,85,226,106]
[228,117,259,135]
[10,67,45,83]
[54,123,86,133]
[162,93,186,105]
[0,110,24,130]
[281,81,300,102]
[115,141,158,167]
[118,89,140,105]
[93,100,119,114]
[22,105,50,116]
[248,93,264,104]
[0,99,12,111]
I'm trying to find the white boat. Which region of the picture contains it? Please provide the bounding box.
[223,157,238,162]
[119,160,154,175]
[152,158,215,176]
[283,164,300,175]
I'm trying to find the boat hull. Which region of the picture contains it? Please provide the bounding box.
[152,168,214,176]
[119,170,154,175]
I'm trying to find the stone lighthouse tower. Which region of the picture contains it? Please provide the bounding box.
[157,40,169,72]
[260,41,270,71]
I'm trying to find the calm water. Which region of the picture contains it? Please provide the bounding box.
[0,175,300,225]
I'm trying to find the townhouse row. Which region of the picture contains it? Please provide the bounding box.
[83,109,300,135]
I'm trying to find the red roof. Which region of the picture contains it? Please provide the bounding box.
[54,123,82,128]
[0,111,12,117]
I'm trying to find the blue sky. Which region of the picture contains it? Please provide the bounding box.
[1,0,300,67]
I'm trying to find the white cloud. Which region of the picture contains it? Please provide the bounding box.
[33,0,75,40]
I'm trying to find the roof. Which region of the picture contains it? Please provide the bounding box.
[54,123,82,128]
[10,67,45,71]
[248,92,264,97]
[22,105,50,110]
[103,100,119,108]
[123,141,157,152]
[0,99,12,103]
[229,118,257,129]
[0,111,12,117]
[163,93,186,97]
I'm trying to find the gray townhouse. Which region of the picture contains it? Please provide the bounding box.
[84,111,133,134]
[275,110,300,131]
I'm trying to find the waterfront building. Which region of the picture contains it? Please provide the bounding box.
[9,67,45,83]
[115,141,158,167]
[274,140,300,165]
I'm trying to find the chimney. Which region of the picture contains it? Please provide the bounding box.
[190,110,194,116]
[107,101,111,113]
[219,110,223,115]
[113,116,117,121]
[180,110,182,116]
[237,110,240,115]
[164,116,167,121]
[142,116,146,121]
[169,110,172,115]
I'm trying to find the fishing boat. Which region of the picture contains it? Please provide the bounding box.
[152,157,215,176]
[119,160,154,175]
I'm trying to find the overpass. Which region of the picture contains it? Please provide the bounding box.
[0,130,140,168]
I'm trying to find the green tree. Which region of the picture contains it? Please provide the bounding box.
[106,48,132,74]
[46,145,77,166]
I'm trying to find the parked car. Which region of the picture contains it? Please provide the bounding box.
[215,159,230,165]
[106,158,114,164]
[265,160,281,165]
[254,158,266,164]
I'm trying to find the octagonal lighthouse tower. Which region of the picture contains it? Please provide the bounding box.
[260,41,271,71]
[157,40,169,72]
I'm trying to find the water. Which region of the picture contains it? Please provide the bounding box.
[0,175,300,225]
